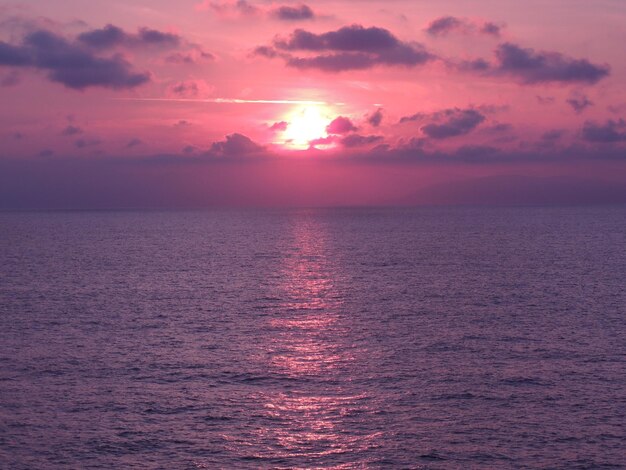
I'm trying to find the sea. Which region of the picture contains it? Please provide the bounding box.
[0,207,625,469]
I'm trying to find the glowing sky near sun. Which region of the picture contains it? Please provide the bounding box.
[1,0,625,207]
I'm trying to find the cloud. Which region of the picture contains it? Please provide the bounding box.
[270,121,288,131]
[536,95,555,105]
[582,119,626,143]
[126,138,143,148]
[258,25,434,71]
[493,43,609,84]
[61,125,82,136]
[203,0,260,17]
[77,24,181,49]
[366,108,383,127]
[75,138,101,148]
[542,129,565,141]
[203,1,315,21]
[271,5,315,21]
[425,16,463,36]
[208,133,264,156]
[400,108,486,139]
[165,49,214,64]
[426,16,502,37]
[327,116,357,134]
[309,135,337,147]
[0,29,150,90]
[567,94,593,113]
[166,79,214,98]
[341,134,383,147]
[0,42,32,66]
[480,22,501,37]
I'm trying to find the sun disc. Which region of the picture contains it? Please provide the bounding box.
[282,106,331,149]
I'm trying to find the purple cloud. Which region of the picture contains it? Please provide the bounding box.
[341,134,383,147]
[366,108,383,127]
[480,22,502,37]
[401,108,486,139]
[271,4,315,21]
[0,30,149,90]
[582,119,626,143]
[126,138,143,148]
[208,133,264,157]
[259,25,434,71]
[61,125,82,136]
[426,16,502,37]
[77,24,181,49]
[327,116,357,134]
[270,121,288,131]
[567,94,593,113]
[494,43,609,84]
[542,129,565,141]
[75,138,101,149]
[425,16,463,36]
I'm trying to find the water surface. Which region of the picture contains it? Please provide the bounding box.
[1,207,625,468]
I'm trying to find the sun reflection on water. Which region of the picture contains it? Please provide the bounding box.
[243,213,381,465]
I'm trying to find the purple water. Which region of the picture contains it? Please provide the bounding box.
[1,207,625,469]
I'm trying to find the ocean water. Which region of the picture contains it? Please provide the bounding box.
[0,207,625,469]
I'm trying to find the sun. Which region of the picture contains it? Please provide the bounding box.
[281,106,331,149]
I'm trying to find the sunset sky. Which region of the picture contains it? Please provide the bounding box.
[1,0,625,207]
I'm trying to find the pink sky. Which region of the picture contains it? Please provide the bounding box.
[1,0,625,207]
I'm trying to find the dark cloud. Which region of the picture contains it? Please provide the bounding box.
[425,16,463,36]
[536,95,555,105]
[486,123,513,133]
[165,49,214,64]
[494,43,609,84]
[137,28,180,47]
[77,24,181,50]
[208,133,264,157]
[165,52,195,64]
[422,109,485,139]
[75,138,101,148]
[542,129,565,141]
[327,116,357,134]
[166,80,213,98]
[0,29,150,90]
[252,46,278,58]
[400,108,486,139]
[0,42,31,65]
[126,138,143,148]
[169,81,200,96]
[270,121,288,131]
[341,134,383,147]
[209,0,259,16]
[480,22,501,37]
[582,119,626,143]
[567,94,593,113]
[366,108,383,127]
[61,125,82,136]
[260,25,434,71]
[271,5,315,21]
[426,16,502,37]
[277,25,402,51]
